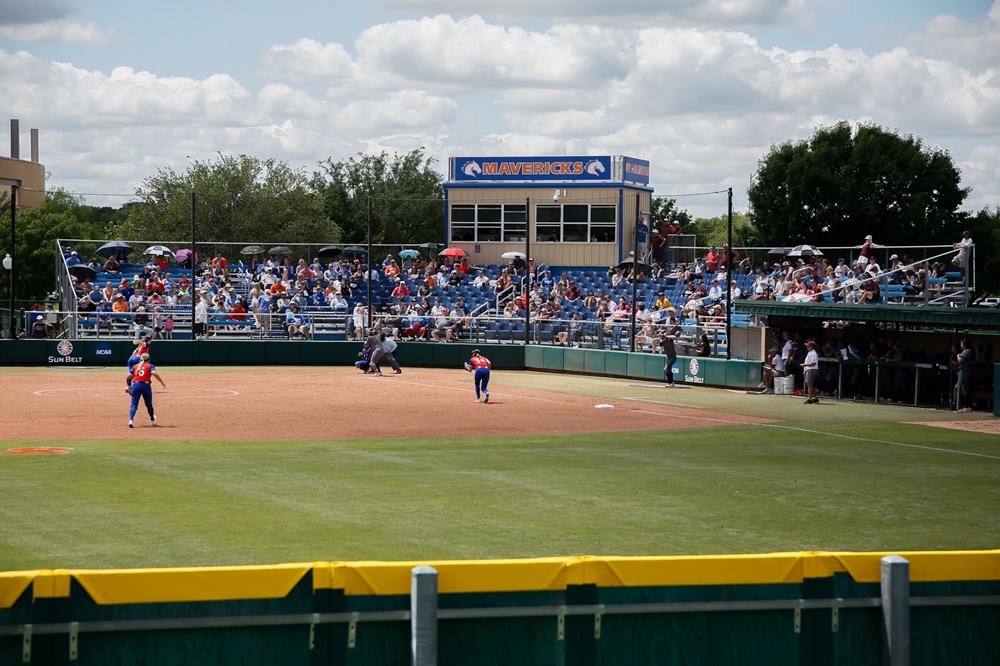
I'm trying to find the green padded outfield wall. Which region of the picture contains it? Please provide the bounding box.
[0,340,761,389]
[2,553,999,666]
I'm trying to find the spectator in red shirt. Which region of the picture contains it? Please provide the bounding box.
[705,247,720,273]
[650,229,667,265]
[147,275,164,295]
[391,279,410,298]
[565,281,581,301]
[720,243,739,271]
[230,301,248,322]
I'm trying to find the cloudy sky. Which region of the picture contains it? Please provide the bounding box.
[1,0,998,218]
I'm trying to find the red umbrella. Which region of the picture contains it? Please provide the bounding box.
[439,247,467,258]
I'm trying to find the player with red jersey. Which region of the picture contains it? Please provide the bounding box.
[465,349,492,403]
[128,353,166,428]
[125,335,152,392]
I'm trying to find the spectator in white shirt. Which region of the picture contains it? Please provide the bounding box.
[707,279,723,301]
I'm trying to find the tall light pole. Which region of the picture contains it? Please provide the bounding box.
[3,253,11,339]
[6,185,15,340]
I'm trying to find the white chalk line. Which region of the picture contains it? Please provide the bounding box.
[618,396,707,410]
[33,387,240,399]
[754,423,1000,460]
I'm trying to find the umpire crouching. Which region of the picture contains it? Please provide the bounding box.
[371,332,402,374]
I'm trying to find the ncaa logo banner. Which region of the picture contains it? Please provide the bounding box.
[453,156,612,182]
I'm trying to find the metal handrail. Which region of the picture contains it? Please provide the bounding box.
[1,594,996,639]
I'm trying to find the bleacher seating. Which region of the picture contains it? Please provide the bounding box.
[61,241,974,356]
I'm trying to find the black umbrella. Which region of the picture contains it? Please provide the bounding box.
[241,245,265,255]
[342,246,368,255]
[767,247,791,255]
[96,241,132,258]
[268,246,293,256]
[616,257,650,272]
[418,242,440,250]
[786,244,824,258]
[68,265,97,281]
[317,245,342,258]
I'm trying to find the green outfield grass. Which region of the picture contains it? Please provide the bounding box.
[1,370,998,571]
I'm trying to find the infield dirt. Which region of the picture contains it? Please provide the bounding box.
[0,367,771,442]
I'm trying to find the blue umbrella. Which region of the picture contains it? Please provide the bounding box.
[144,245,175,258]
[96,241,132,258]
[399,249,420,259]
[343,246,368,255]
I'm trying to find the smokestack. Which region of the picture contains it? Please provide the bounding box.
[10,119,19,159]
[30,129,39,164]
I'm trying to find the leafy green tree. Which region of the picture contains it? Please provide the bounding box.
[690,211,760,249]
[651,197,692,231]
[311,149,444,244]
[109,154,332,245]
[748,122,968,247]
[3,189,105,300]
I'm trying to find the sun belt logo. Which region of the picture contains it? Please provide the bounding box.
[688,358,699,376]
[462,161,482,177]
[50,339,83,364]
[585,159,606,176]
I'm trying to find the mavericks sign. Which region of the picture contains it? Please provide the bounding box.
[452,156,613,182]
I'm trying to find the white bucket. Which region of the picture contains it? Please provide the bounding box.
[775,376,795,395]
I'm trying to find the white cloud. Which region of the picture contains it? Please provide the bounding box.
[960,144,1000,212]
[258,83,331,119]
[0,49,253,127]
[379,0,808,26]
[334,89,458,134]
[260,38,356,84]
[355,16,634,91]
[910,1,1000,72]
[0,20,113,45]
[0,0,74,25]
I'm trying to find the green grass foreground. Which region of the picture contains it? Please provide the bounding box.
[2,418,998,570]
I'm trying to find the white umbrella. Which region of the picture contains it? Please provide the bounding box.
[786,244,823,258]
[501,251,526,260]
[144,245,175,258]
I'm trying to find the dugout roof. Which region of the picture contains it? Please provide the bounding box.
[734,300,1000,329]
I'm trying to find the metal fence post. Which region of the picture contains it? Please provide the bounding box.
[411,565,438,666]
[881,555,910,666]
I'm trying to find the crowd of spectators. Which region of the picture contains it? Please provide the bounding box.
[62,229,972,345]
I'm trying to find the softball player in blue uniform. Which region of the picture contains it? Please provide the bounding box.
[125,335,152,392]
[466,349,492,403]
[128,353,166,428]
